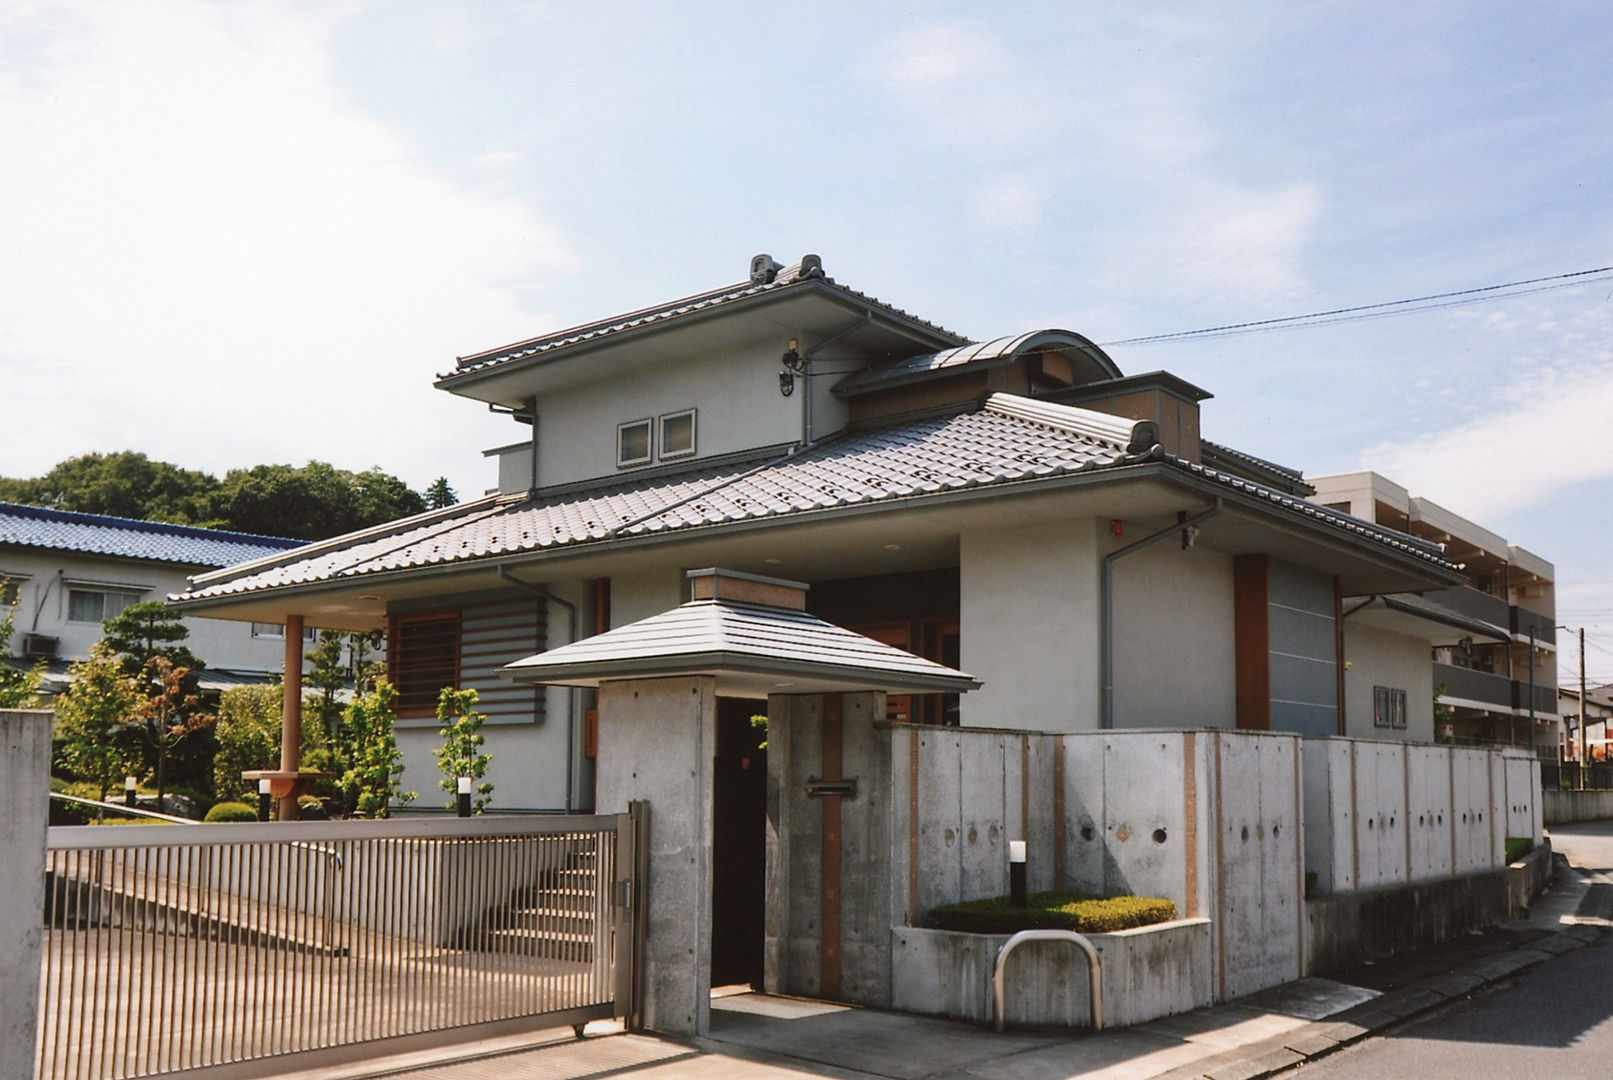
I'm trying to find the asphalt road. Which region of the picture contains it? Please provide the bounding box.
[1284,818,1613,1080]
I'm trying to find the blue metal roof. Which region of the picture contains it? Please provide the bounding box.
[0,502,302,568]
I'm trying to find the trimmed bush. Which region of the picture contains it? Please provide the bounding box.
[204,801,259,823]
[925,891,1177,935]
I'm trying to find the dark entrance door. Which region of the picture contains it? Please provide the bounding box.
[711,696,768,988]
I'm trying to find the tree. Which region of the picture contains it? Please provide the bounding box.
[54,643,140,807]
[0,451,218,524]
[433,687,492,813]
[102,601,204,679]
[340,679,414,818]
[212,461,426,539]
[0,584,45,708]
[127,656,214,807]
[424,477,458,509]
[211,685,284,803]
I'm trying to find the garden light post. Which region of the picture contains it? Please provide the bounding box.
[1009,840,1027,908]
[457,776,472,818]
[123,775,136,808]
[257,778,273,822]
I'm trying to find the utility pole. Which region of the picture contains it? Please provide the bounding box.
[1582,627,1589,776]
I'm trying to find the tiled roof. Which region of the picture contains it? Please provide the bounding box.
[173,394,1457,605]
[440,256,968,382]
[503,597,981,694]
[1199,440,1315,496]
[0,502,302,568]
[833,329,1120,398]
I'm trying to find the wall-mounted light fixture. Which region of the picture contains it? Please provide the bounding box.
[779,338,802,397]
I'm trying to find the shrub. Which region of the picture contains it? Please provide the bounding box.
[297,794,329,820]
[1505,836,1534,863]
[204,801,258,823]
[924,891,1177,935]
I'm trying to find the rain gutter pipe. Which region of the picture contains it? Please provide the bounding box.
[1100,498,1223,729]
[498,566,581,811]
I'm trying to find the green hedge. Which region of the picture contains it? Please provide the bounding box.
[924,891,1177,935]
[204,801,259,823]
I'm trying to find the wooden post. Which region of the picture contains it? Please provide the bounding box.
[279,615,305,820]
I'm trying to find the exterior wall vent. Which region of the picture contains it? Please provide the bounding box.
[22,633,58,659]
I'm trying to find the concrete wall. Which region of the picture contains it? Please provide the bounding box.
[531,342,820,491]
[1111,544,1236,729]
[0,548,291,674]
[1543,788,1613,824]
[595,676,716,1036]
[1301,738,1540,895]
[891,920,1213,1028]
[1,709,51,1080]
[1342,624,1433,742]
[958,519,1101,730]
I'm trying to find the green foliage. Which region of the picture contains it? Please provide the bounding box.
[101,601,204,677]
[126,656,214,804]
[924,891,1178,935]
[341,679,414,818]
[212,461,426,540]
[433,686,492,813]
[0,584,45,708]
[304,630,379,784]
[54,643,140,804]
[424,477,458,509]
[1505,836,1535,863]
[212,685,283,802]
[0,451,218,524]
[204,801,258,823]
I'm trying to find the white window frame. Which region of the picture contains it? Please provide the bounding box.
[65,587,143,624]
[251,622,318,642]
[658,408,697,460]
[0,573,25,608]
[617,417,653,468]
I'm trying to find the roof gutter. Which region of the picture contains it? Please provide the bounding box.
[1100,498,1224,729]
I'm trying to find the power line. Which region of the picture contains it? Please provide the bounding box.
[1101,264,1613,347]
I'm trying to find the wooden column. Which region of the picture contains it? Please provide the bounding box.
[279,614,304,820]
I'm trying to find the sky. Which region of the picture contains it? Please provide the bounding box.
[3,1,1612,681]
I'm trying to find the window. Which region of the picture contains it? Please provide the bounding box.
[659,409,696,459]
[388,611,461,716]
[1374,686,1408,729]
[66,588,140,623]
[0,576,21,607]
[251,622,318,642]
[617,418,652,468]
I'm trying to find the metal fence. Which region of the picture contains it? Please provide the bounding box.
[1541,762,1613,791]
[39,810,641,1080]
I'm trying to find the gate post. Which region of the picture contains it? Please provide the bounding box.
[2,709,51,1080]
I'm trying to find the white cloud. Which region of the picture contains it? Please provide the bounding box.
[0,0,573,497]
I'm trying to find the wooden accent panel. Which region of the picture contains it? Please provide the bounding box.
[689,571,806,610]
[1183,730,1198,918]
[820,694,843,999]
[1234,554,1271,731]
[1334,576,1346,735]
[389,610,461,717]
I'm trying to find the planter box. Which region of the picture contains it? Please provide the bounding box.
[890,918,1212,1029]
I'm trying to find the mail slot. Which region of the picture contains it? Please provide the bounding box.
[806,777,858,799]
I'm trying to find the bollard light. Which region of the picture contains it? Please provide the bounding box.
[1009,840,1027,908]
[257,778,273,822]
[457,776,473,818]
[124,775,137,808]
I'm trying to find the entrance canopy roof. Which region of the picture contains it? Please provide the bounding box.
[503,571,980,700]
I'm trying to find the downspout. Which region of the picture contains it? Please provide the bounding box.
[499,566,580,811]
[1100,498,1223,729]
[30,569,62,632]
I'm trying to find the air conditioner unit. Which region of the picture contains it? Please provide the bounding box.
[21,633,58,660]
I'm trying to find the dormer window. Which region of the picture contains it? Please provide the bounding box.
[617,418,652,468]
[659,409,696,460]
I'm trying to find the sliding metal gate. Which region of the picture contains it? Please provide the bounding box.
[39,807,644,1080]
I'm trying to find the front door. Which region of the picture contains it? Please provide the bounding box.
[710,696,767,987]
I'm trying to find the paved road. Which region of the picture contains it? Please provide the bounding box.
[1278,819,1613,1080]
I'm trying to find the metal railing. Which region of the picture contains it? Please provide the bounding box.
[1542,762,1613,791]
[39,811,640,1080]
[992,929,1103,1032]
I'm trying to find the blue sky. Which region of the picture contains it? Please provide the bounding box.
[3,2,1611,679]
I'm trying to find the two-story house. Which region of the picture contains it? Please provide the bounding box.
[1,501,304,695]
[170,253,1484,812]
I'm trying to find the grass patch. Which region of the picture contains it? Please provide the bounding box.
[925,891,1177,935]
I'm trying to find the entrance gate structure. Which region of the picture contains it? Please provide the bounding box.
[38,809,644,1080]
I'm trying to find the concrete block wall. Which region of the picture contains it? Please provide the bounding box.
[1301,738,1541,898]
[2,710,51,1080]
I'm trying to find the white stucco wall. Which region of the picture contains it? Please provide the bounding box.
[1111,543,1236,729]
[1343,623,1433,742]
[958,519,1101,730]
[0,548,290,673]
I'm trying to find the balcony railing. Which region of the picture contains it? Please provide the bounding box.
[1511,605,1555,647]
[1423,584,1510,631]
[1434,662,1557,717]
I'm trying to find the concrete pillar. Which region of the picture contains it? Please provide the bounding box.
[595,676,716,1036]
[279,614,305,820]
[2,709,52,1080]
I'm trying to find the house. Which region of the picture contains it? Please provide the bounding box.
[1558,684,1613,762]
[171,252,1475,813]
[1307,473,1558,755]
[0,501,304,695]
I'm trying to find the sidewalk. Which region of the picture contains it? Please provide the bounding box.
[269,852,1610,1080]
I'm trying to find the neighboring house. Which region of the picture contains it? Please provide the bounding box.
[1558,684,1613,761]
[0,501,304,695]
[1307,473,1559,755]
[172,252,1473,811]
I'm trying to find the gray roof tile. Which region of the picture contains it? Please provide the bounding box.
[0,502,301,567]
